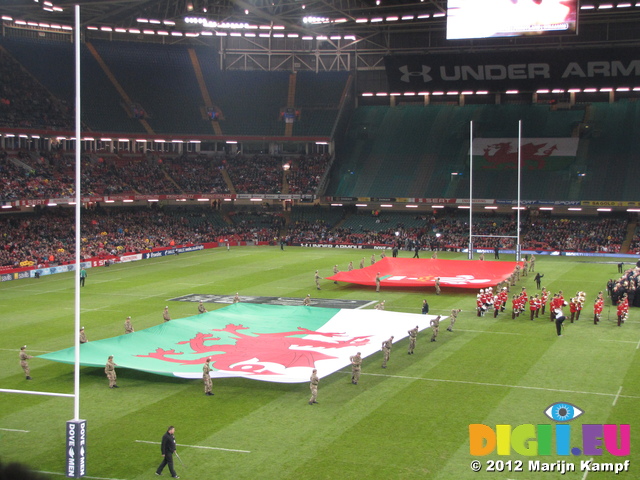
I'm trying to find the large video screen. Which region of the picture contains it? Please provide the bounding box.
[447,0,578,40]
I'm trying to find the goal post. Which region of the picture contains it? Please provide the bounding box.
[468,120,522,261]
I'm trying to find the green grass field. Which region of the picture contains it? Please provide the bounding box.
[1,246,639,479]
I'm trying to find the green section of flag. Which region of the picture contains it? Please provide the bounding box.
[38,303,339,377]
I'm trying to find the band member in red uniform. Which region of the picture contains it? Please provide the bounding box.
[529,295,539,321]
[617,294,629,327]
[494,293,503,318]
[499,287,509,312]
[569,297,578,323]
[575,291,585,321]
[549,294,559,322]
[593,296,604,325]
[540,287,549,315]
[512,294,519,319]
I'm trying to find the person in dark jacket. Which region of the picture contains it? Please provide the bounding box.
[156,426,179,478]
[421,299,429,314]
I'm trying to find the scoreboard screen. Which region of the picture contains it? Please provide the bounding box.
[446,0,578,40]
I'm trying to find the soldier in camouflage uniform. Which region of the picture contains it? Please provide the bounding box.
[163,306,171,322]
[381,336,394,368]
[203,357,213,396]
[435,277,441,295]
[105,355,118,388]
[315,270,321,290]
[124,316,134,334]
[375,300,385,310]
[308,369,319,405]
[79,327,88,344]
[303,294,312,306]
[350,352,362,384]
[359,257,365,269]
[233,292,240,303]
[20,345,33,380]
[407,326,419,354]
[376,272,381,292]
[447,309,461,332]
[198,301,208,314]
[333,264,339,284]
[430,315,441,342]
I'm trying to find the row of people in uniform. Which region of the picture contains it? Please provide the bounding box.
[477,283,628,330]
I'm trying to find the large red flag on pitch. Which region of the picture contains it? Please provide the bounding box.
[326,257,520,289]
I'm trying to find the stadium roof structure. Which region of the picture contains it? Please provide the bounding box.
[2,0,640,55]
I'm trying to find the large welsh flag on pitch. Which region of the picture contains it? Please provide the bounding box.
[38,303,436,383]
[327,257,519,289]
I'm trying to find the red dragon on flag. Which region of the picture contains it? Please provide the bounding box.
[136,324,371,375]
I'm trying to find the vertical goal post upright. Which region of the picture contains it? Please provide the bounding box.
[0,7,87,479]
[468,120,523,262]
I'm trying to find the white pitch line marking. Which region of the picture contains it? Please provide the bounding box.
[63,307,121,313]
[636,338,640,350]
[0,427,29,432]
[37,471,126,480]
[600,339,638,344]
[0,388,74,398]
[135,439,250,453]
[456,329,523,336]
[351,372,640,399]
[613,386,623,406]
[0,348,52,353]
[357,301,378,310]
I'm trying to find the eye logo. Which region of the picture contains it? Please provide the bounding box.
[544,402,584,422]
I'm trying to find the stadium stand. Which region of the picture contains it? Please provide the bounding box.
[0,205,281,268]
[0,40,73,131]
[578,100,640,201]
[291,71,349,137]
[89,40,210,135]
[0,31,639,267]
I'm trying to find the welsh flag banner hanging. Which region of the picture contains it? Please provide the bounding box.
[38,303,436,383]
[472,137,579,170]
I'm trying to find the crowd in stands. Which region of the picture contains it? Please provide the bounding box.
[0,49,73,131]
[224,154,283,194]
[166,154,229,194]
[0,151,72,200]
[521,217,625,253]
[0,150,331,201]
[285,210,627,254]
[286,154,331,195]
[0,206,634,269]
[627,227,640,254]
[0,206,280,268]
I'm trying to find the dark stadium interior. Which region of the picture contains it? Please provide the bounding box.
[2,0,640,268]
